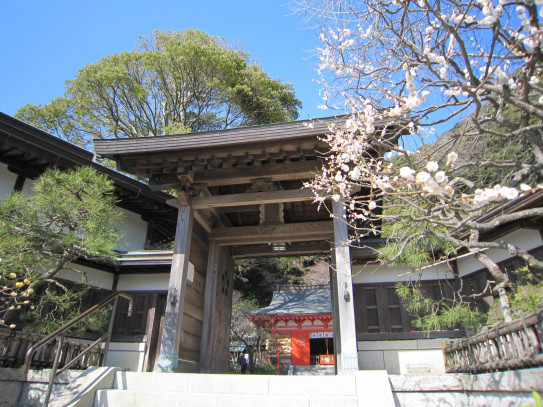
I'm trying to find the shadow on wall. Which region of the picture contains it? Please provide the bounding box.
[358,345,447,374]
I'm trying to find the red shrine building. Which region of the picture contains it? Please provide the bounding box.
[250,285,334,366]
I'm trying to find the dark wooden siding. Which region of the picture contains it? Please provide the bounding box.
[354,284,415,335]
[112,292,161,342]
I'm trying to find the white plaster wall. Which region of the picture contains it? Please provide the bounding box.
[457,228,543,277]
[116,208,149,252]
[105,342,147,371]
[358,339,449,375]
[353,228,543,283]
[56,263,115,290]
[0,163,17,199]
[352,262,453,284]
[116,273,170,291]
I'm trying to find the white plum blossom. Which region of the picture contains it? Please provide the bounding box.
[520,183,532,191]
[388,106,403,117]
[374,176,391,190]
[434,171,448,184]
[500,187,519,200]
[349,167,361,179]
[473,188,500,203]
[423,180,445,196]
[416,171,432,183]
[368,201,377,210]
[446,152,459,166]
[426,161,439,172]
[472,185,521,204]
[399,166,416,180]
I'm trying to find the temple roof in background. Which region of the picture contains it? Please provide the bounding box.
[252,285,332,316]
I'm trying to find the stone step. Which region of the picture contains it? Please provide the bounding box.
[95,370,396,407]
[112,371,357,396]
[94,390,359,407]
[292,365,336,375]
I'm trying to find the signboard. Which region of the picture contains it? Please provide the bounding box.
[319,354,335,365]
[309,332,333,339]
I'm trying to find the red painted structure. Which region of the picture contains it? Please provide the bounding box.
[250,285,334,366]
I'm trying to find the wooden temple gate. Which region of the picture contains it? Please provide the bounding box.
[94,117,389,374]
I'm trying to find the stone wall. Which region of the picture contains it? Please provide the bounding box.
[390,367,543,407]
[358,338,448,374]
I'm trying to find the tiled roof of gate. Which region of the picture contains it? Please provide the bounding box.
[252,285,332,316]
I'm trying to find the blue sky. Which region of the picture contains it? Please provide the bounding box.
[0,0,327,120]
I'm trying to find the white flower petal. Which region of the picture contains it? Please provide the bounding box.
[426,161,439,172]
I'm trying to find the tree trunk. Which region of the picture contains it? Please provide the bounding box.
[474,252,512,322]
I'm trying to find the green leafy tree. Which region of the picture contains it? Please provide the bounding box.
[0,166,122,332]
[230,291,271,372]
[15,29,301,147]
[234,257,307,307]
[14,98,90,148]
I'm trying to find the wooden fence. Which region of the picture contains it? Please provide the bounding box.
[444,308,543,373]
[0,328,104,370]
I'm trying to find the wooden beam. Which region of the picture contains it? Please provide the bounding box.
[232,241,332,258]
[194,211,212,233]
[215,205,260,213]
[192,189,317,209]
[192,160,322,187]
[197,187,232,228]
[210,221,333,245]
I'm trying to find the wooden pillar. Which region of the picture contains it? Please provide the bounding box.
[331,199,359,373]
[211,248,234,373]
[199,239,221,373]
[200,243,235,373]
[157,202,194,372]
[330,253,341,373]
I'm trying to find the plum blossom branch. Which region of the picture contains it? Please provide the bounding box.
[297,0,543,294]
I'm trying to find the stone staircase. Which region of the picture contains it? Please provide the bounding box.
[291,365,336,376]
[93,370,395,407]
[4,366,541,406]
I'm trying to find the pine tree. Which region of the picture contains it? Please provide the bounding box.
[0,166,122,332]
